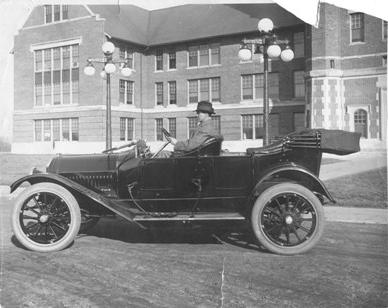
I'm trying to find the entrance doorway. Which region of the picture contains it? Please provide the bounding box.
[354,109,368,138]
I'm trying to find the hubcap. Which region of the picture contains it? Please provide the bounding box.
[39,214,49,223]
[285,215,293,225]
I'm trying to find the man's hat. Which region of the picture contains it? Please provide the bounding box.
[196,101,215,115]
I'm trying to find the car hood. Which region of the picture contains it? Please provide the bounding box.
[46,151,136,174]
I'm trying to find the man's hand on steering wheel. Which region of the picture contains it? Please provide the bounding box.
[161,128,177,145]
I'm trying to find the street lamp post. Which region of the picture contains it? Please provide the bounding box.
[238,18,294,146]
[84,41,133,150]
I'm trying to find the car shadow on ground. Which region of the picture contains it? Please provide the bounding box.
[82,217,267,253]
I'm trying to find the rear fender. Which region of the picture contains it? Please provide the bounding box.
[251,165,335,204]
[10,173,144,227]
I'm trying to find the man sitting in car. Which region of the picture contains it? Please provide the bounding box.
[158,101,222,157]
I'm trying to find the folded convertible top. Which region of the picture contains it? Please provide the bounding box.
[247,129,361,156]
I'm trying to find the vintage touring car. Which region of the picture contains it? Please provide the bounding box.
[10,128,360,255]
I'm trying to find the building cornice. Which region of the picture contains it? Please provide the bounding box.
[308,67,387,79]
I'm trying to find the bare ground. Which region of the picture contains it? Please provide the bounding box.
[1,197,387,308]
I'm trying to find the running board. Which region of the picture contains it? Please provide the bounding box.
[133,212,246,222]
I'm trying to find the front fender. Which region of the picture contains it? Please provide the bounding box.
[251,164,335,204]
[10,173,142,226]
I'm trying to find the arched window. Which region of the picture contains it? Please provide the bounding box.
[354,109,368,138]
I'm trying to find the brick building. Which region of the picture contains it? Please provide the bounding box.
[12,3,387,153]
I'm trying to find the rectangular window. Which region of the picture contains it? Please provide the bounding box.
[53,47,61,70]
[44,5,52,23]
[120,118,135,141]
[200,79,209,101]
[188,46,198,67]
[120,118,126,141]
[43,119,51,141]
[156,118,163,141]
[35,72,43,106]
[168,81,177,105]
[211,77,220,102]
[254,74,263,99]
[188,80,198,103]
[293,32,304,58]
[32,118,80,142]
[188,77,221,103]
[242,114,263,140]
[168,118,176,138]
[35,121,42,141]
[156,49,163,71]
[44,5,68,23]
[119,46,134,69]
[199,45,209,66]
[127,118,134,141]
[189,45,220,67]
[211,44,220,65]
[383,20,387,40]
[71,68,79,105]
[168,51,176,69]
[156,82,163,106]
[62,5,68,20]
[119,80,133,104]
[188,117,197,138]
[71,118,79,141]
[62,119,70,141]
[350,13,364,42]
[243,74,278,100]
[72,44,79,68]
[212,115,221,135]
[54,5,61,21]
[294,71,305,98]
[242,75,253,100]
[34,44,79,106]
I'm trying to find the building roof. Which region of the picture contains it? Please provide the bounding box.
[88,4,304,46]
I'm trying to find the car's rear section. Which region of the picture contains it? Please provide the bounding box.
[246,129,361,255]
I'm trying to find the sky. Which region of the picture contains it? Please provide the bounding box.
[0,0,387,142]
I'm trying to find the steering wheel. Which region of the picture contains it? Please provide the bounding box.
[102,140,137,154]
[161,128,173,142]
[151,128,173,158]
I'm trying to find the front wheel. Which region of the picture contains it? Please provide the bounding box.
[251,183,324,255]
[11,182,81,252]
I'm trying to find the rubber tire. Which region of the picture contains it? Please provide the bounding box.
[11,182,81,252]
[251,183,324,255]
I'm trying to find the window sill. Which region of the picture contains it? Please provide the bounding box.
[34,103,79,108]
[349,41,366,45]
[186,64,221,69]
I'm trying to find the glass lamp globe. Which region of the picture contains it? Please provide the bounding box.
[267,44,281,58]
[280,48,294,62]
[104,62,116,74]
[100,70,107,79]
[83,65,95,76]
[102,41,115,54]
[238,47,252,61]
[121,66,132,77]
[258,18,274,32]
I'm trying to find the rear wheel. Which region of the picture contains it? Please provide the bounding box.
[251,183,324,255]
[12,182,81,252]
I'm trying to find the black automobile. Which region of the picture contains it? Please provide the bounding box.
[10,128,360,255]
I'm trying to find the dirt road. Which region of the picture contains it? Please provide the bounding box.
[1,196,387,307]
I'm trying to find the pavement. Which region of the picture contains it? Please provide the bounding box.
[1,150,387,224]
